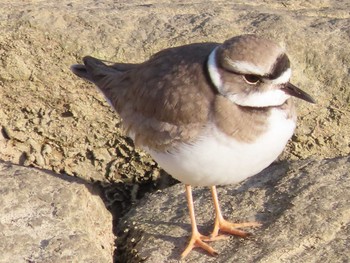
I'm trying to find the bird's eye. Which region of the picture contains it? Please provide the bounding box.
[243,75,260,85]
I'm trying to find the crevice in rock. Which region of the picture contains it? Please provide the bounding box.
[96,171,177,263]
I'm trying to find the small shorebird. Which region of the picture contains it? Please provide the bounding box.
[71,34,315,258]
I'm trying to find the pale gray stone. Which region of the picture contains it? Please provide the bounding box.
[0,162,114,263]
[0,1,349,263]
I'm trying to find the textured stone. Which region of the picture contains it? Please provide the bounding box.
[0,1,350,262]
[0,162,114,263]
[118,157,350,262]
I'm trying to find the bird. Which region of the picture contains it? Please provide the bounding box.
[70,34,315,258]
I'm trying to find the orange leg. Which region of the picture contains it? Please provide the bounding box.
[181,185,218,259]
[208,185,261,240]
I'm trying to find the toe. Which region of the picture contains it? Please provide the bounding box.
[181,233,218,258]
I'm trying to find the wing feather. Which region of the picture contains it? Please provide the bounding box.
[73,43,219,150]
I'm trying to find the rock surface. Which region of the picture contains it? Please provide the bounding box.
[118,157,350,262]
[0,1,350,263]
[0,161,114,263]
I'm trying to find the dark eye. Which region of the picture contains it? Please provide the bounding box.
[243,75,261,85]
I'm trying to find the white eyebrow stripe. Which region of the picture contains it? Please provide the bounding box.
[225,58,265,76]
[270,68,291,84]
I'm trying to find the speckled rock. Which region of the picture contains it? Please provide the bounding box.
[117,156,350,262]
[0,1,350,262]
[0,161,114,263]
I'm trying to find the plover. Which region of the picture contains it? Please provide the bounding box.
[71,34,315,258]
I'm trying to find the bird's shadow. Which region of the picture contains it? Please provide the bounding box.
[0,159,93,186]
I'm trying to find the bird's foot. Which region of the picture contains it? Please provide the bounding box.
[181,230,218,259]
[208,218,262,240]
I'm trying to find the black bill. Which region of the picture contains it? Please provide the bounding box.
[283,83,316,104]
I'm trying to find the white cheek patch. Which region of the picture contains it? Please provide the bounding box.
[228,89,290,107]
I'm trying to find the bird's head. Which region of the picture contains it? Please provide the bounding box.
[208,34,315,107]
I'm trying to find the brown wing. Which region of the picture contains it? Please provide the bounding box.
[77,43,219,150]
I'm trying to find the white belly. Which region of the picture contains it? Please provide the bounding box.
[148,108,296,186]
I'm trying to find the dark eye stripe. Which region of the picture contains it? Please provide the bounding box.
[269,54,290,80]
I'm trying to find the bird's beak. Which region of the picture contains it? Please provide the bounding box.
[282,83,316,104]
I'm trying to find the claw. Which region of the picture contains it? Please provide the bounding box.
[181,231,217,259]
[209,219,261,240]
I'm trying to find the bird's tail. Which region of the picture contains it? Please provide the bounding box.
[70,56,118,84]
